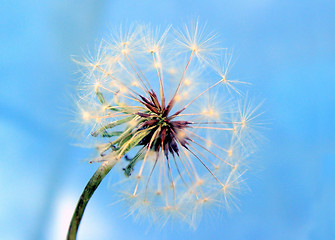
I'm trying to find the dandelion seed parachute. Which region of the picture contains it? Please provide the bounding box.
[73,21,261,228]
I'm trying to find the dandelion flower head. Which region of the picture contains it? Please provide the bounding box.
[74,21,262,227]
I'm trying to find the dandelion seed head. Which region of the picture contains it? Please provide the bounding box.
[73,21,263,227]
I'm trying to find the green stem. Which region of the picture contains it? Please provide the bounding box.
[67,158,118,240]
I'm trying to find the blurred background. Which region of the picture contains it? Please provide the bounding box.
[1,0,334,239]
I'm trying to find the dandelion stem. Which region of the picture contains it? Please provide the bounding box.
[67,157,119,240]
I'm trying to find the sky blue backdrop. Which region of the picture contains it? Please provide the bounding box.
[1,1,335,239]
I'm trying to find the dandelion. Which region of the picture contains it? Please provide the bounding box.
[67,21,262,239]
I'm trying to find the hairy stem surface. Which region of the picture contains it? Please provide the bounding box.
[67,158,119,240]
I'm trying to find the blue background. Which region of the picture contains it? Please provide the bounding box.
[1,1,334,239]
